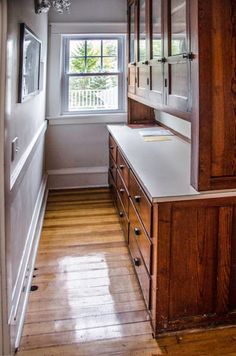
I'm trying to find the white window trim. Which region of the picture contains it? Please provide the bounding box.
[61,34,125,116]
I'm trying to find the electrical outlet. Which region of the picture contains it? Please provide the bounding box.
[11,137,19,161]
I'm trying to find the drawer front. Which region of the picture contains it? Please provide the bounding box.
[129,229,150,308]
[117,171,129,215]
[109,134,117,162]
[109,154,117,183]
[117,149,129,188]
[117,194,129,243]
[129,200,152,273]
[129,169,152,236]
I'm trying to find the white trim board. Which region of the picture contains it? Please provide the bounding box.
[47,166,108,189]
[47,113,127,126]
[50,22,127,34]
[10,121,47,192]
[8,175,48,350]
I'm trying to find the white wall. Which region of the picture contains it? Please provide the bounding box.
[49,0,127,23]
[4,0,48,350]
[46,0,127,189]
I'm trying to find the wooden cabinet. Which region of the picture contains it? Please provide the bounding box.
[127,0,192,117]
[108,130,236,336]
[128,0,236,192]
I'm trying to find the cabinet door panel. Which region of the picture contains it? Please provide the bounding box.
[166,0,191,113]
[167,61,189,111]
[128,65,136,94]
[136,65,149,98]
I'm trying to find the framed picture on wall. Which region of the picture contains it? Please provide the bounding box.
[18,23,42,103]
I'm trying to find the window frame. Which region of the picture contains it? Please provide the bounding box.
[62,34,125,115]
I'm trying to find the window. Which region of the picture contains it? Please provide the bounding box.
[62,36,125,114]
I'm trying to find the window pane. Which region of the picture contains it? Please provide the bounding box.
[69,58,86,73]
[86,57,101,73]
[103,40,118,56]
[103,57,118,72]
[68,76,118,111]
[139,0,147,61]
[69,40,85,57]
[171,0,187,55]
[129,2,135,62]
[152,0,162,58]
[87,40,101,56]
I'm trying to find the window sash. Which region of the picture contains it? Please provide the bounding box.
[62,35,125,115]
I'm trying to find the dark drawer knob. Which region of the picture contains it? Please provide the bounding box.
[119,164,125,170]
[133,257,141,267]
[134,195,141,203]
[134,227,141,236]
[142,60,149,65]
[182,52,194,60]
[131,62,136,66]
[119,188,125,194]
[119,211,124,217]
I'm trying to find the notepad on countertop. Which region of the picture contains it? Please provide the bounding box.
[142,136,172,142]
[139,128,174,137]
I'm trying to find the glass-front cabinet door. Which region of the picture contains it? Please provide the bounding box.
[149,0,164,104]
[166,0,191,112]
[128,0,137,94]
[136,0,149,98]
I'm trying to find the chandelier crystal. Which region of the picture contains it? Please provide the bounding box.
[35,0,71,14]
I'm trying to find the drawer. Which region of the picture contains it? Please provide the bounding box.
[129,169,152,236]
[117,170,129,215]
[109,154,117,183]
[117,194,129,243]
[109,134,117,162]
[117,149,129,189]
[129,199,152,273]
[129,228,150,308]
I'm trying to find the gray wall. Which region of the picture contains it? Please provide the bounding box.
[46,0,127,189]
[4,0,48,348]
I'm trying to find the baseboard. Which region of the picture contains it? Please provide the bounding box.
[8,174,48,349]
[47,166,108,189]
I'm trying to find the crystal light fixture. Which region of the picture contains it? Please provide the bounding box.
[35,0,71,14]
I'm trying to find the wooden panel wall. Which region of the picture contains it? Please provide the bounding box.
[153,199,236,334]
[191,0,236,191]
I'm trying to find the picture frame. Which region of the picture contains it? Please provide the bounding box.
[18,23,42,103]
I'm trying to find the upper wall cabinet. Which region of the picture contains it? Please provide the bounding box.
[127,0,192,119]
[128,0,236,192]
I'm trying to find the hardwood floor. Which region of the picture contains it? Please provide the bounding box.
[18,188,236,356]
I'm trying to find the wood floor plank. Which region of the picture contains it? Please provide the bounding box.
[20,321,153,350]
[18,188,236,356]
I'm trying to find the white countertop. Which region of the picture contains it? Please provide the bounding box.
[107,124,236,202]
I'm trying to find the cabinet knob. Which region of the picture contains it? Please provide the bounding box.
[119,164,125,170]
[134,195,141,203]
[157,57,167,63]
[110,146,114,149]
[119,188,125,194]
[131,62,137,66]
[134,227,141,236]
[119,211,124,217]
[133,257,141,267]
[142,60,149,65]
[182,52,194,61]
